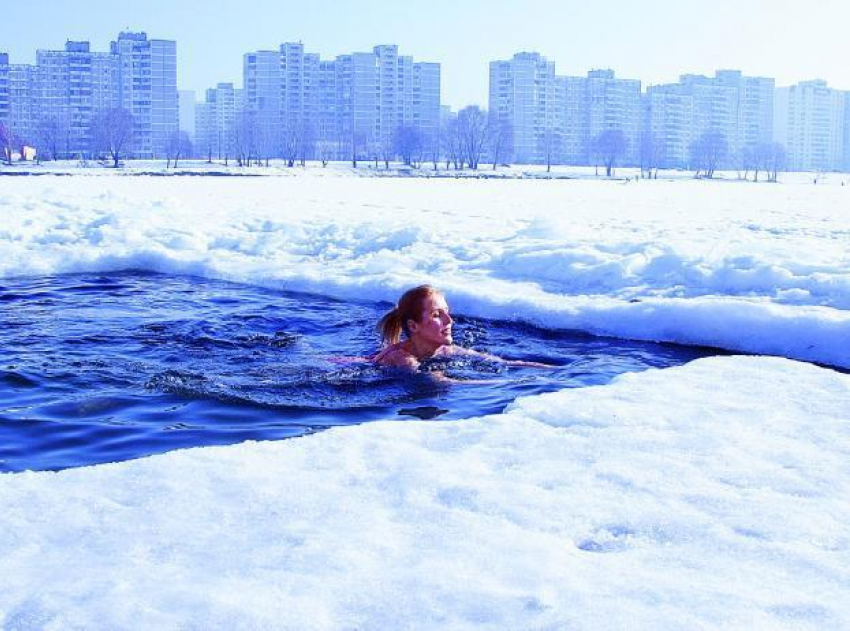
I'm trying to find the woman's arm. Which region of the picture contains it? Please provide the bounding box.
[448,345,555,368]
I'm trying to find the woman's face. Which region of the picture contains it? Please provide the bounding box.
[409,293,453,346]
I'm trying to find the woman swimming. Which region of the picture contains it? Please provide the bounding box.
[374,285,549,369]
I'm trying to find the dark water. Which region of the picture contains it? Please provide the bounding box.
[0,272,716,472]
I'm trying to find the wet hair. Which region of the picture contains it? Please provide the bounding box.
[378,285,441,345]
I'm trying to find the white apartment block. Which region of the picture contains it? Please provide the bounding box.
[489,52,556,164]
[111,32,178,158]
[715,70,774,154]
[239,43,439,161]
[586,69,642,164]
[844,92,850,172]
[36,41,118,156]
[646,84,694,167]
[490,57,641,166]
[0,54,9,125]
[412,62,440,147]
[645,70,774,169]
[775,80,846,172]
[9,64,38,149]
[557,76,589,164]
[178,89,196,141]
[195,82,243,160]
[1,33,177,159]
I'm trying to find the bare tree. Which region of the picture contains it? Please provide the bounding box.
[763,142,786,183]
[457,106,488,170]
[232,110,258,167]
[36,115,69,161]
[488,117,513,170]
[166,130,193,169]
[425,125,443,171]
[689,131,728,179]
[639,131,664,179]
[0,122,17,165]
[393,125,424,167]
[349,129,368,168]
[297,121,315,167]
[593,129,627,177]
[444,117,462,170]
[92,108,133,167]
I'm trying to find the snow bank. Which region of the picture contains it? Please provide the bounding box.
[1,356,848,629]
[1,175,848,367]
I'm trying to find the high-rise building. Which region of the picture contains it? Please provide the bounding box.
[585,69,643,164]
[412,62,440,147]
[844,91,850,172]
[715,70,775,156]
[8,63,38,150]
[646,83,694,168]
[314,60,338,158]
[178,90,196,141]
[557,76,589,164]
[195,82,242,160]
[775,80,846,172]
[110,32,178,158]
[645,70,774,169]
[491,57,641,166]
[335,52,378,160]
[36,41,118,155]
[490,52,557,164]
[0,53,10,124]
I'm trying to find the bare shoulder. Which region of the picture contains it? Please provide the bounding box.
[374,344,419,369]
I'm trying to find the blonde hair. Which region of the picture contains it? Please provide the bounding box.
[378,285,440,345]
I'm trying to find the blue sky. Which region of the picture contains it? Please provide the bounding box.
[3,0,848,107]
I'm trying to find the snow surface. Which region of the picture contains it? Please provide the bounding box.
[1,171,849,629]
[0,172,848,367]
[1,357,848,629]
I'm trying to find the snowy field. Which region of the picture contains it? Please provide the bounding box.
[1,170,849,629]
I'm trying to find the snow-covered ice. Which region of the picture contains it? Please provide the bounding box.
[1,172,848,366]
[1,170,849,629]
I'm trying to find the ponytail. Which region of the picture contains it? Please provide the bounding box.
[377,307,404,345]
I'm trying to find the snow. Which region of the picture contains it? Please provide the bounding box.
[1,169,849,629]
[1,356,848,629]
[0,171,848,367]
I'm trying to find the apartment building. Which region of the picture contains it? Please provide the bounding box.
[110,32,178,158]
[239,43,439,161]
[0,54,9,124]
[2,33,177,159]
[36,41,118,155]
[715,70,775,155]
[646,83,694,167]
[585,69,642,164]
[490,56,641,166]
[489,52,557,164]
[775,79,846,172]
[195,82,243,160]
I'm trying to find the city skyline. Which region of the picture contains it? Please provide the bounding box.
[3,0,849,109]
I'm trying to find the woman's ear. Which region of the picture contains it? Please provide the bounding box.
[407,318,419,334]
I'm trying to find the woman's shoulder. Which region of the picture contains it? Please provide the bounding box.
[374,343,419,368]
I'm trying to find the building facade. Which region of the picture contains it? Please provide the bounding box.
[111,32,178,158]
[775,80,846,172]
[0,54,10,124]
[238,43,440,162]
[195,82,243,160]
[489,52,557,164]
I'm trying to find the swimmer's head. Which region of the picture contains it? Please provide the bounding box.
[378,285,453,346]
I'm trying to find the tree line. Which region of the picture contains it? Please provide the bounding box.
[1,105,787,181]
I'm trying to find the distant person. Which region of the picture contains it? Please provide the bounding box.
[374,285,550,369]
